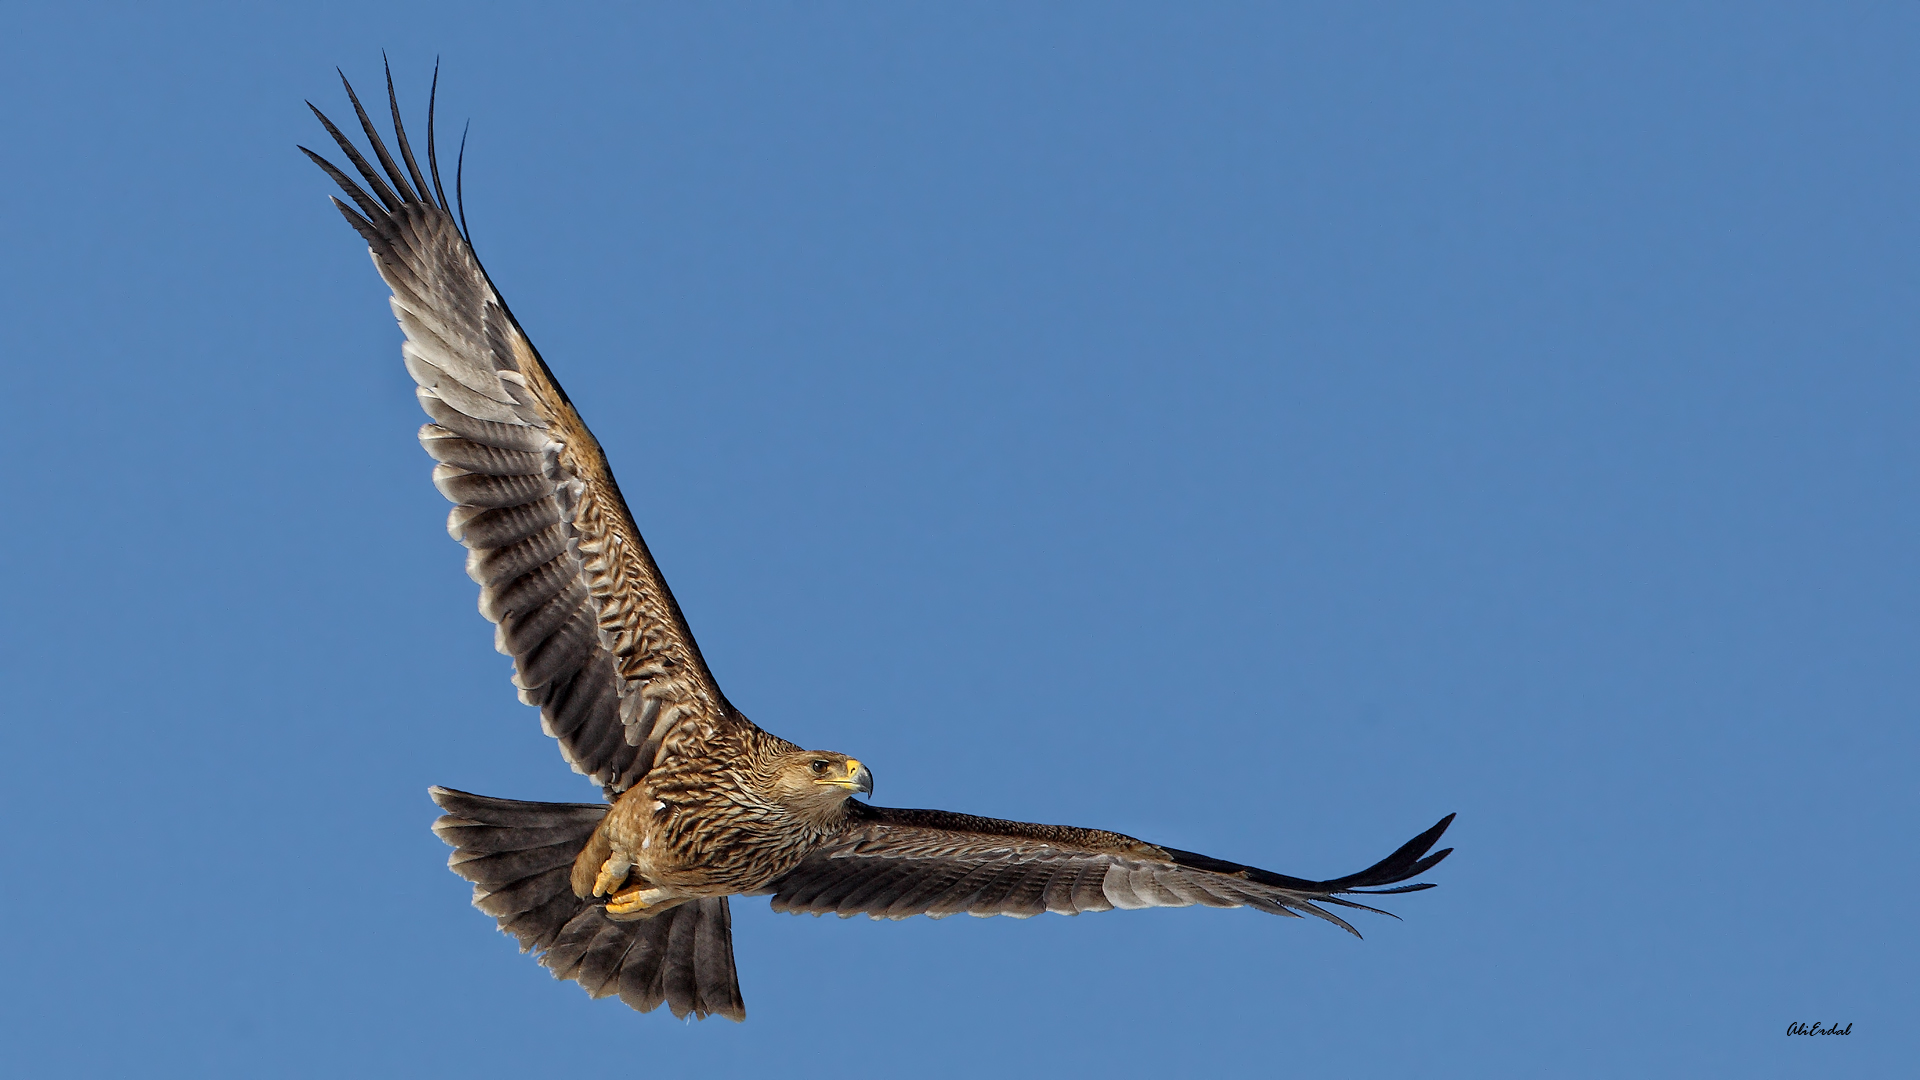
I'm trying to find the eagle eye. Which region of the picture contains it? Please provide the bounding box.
[809,760,829,774]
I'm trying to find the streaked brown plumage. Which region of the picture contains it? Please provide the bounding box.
[307,63,1456,1024]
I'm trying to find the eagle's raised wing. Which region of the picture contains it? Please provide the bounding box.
[303,67,728,795]
[756,807,1455,934]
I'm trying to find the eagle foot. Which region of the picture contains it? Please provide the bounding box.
[591,855,632,898]
[605,885,669,919]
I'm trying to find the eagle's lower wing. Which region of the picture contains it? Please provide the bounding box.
[757,806,1454,935]
[303,68,729,794]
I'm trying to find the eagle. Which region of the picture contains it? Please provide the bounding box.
[303,64,1455,1023]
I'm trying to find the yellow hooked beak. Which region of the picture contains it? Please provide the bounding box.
[816,758,874,796]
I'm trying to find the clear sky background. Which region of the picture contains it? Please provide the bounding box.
[2,3,1913,1077]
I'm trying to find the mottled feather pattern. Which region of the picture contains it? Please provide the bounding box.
[304,69,735,795]
[756,805,1455,934]
[631,723,855,894]
[501,329,732,762]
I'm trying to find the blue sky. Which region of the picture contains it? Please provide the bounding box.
[1,3,1912,1076]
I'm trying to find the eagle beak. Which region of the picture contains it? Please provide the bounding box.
[819,759,874,795]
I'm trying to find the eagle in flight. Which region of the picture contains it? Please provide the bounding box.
[304,63,1455,1023]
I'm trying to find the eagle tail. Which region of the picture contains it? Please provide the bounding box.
[428,786,746,1021]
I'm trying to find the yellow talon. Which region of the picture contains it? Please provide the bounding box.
[606,886,655,915]
[592,856,630,898]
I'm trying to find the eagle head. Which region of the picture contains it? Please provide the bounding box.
[769,751,874,822]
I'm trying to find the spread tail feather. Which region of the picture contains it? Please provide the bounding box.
[428,786,746,1021]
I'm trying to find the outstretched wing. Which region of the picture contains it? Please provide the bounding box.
[303,66,729,794]
[757,807,1454,935]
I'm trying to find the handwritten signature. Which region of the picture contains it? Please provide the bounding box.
[1786,1022,1852,1036]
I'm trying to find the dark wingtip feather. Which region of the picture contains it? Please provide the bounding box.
[427,58,451,211]
[455,120,471,241]
[299,142,384,222]
[1320,894,1400,919]
[328,195,381,244]
[1350,880,1440,896]
[1291,900,1362,938]
[337,67,415,205]
[306,102,398,214]
[1324,813,1457,891]
[384,53,435,210]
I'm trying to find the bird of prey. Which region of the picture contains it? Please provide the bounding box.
[304,64,1455,1023]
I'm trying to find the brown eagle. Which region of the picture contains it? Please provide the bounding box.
[304,65,1455,1023]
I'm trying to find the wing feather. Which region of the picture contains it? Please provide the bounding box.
[307,72,734,794]
[540,657,619,741]
[454,498,565,549]
[466,524,570,589]
[833,861,917,917]
[1000,860,1064,918]
[421,427,546,476]
[1100,864,1151,910]
[967,862,1048,918]
[880,863,972,920]
[1068,863,1116,914]
[1040,862,1085,914]
[757,805,1455,936]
